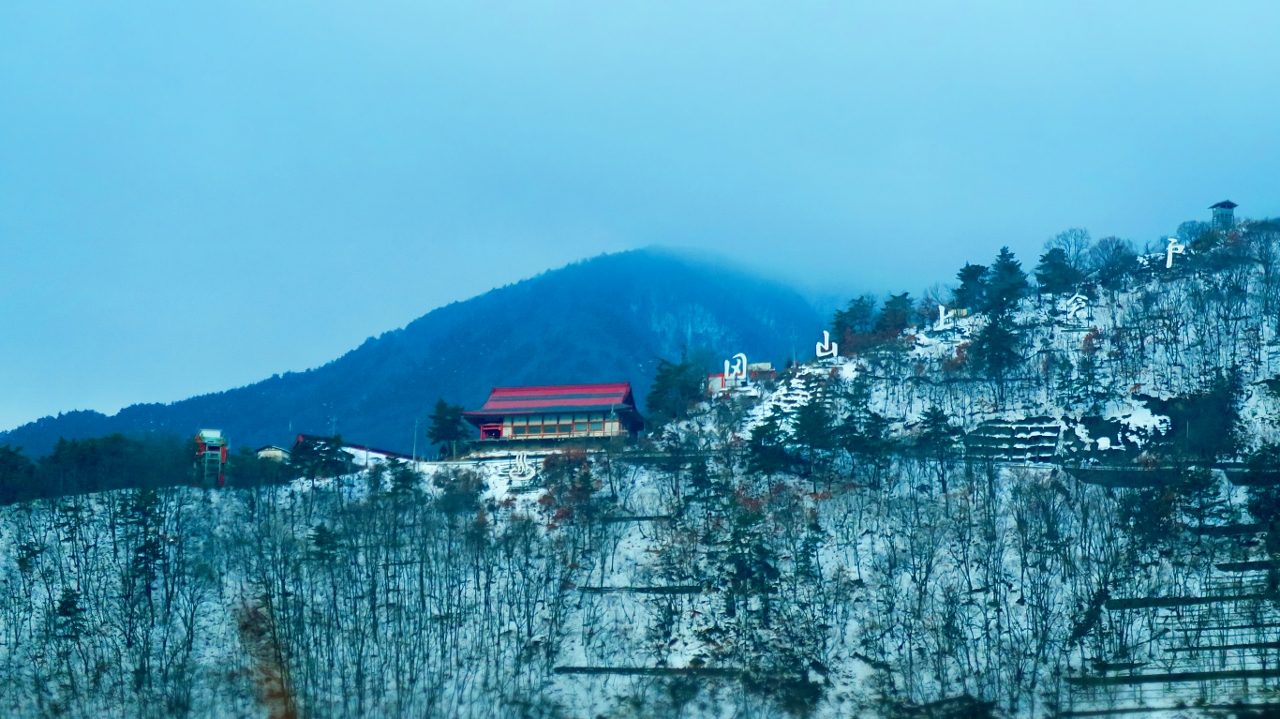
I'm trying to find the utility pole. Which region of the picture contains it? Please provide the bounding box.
[412,418,419,469]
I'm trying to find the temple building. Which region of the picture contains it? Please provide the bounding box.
[464,383,644,441]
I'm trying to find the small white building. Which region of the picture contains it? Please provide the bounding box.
[255,445,291,462]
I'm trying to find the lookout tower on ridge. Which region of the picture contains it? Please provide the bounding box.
[1211,200,1237,230]
[195,429,227,488]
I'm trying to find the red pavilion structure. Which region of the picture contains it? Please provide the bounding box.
[463,383,644,441]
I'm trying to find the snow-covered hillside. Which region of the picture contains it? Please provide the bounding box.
[5,224,1280,718]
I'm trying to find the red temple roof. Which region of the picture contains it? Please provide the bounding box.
[464,383,637,419]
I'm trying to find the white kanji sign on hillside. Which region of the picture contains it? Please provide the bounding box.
[816,331,838,358]
[1165,237,1187,269]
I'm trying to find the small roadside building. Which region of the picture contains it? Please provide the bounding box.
[463,383,644,441]
[255,445,291,462]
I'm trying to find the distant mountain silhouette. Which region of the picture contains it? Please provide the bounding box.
[2,248,825,458]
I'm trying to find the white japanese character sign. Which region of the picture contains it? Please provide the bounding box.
[1165,237,1186,269]
[1065,293,1088,320]
[724,353,748,380]
[936,304,961,331]
[816,331,839,359]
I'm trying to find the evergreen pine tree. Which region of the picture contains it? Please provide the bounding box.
[874,292,913,341]
[427,398,469,459]
[794,511,825,581]
[837,387,893,487]
[793,391,834,484]
[0,445,34,505]
[54,588,86,641]
[308,522,340,562]
[724,494,779,624]
[289,435,350,479]
[917,405,960,493]
[389,458,424,494]
[830,295,877,344]
[984,246,1029,313]
[646,354,705,426]
[952,263,989,310]
[1070,352,1109,415]
[971,312,1023,405]
[1035,247,1084,295]
[747,408,794,476]
[366,461,388,494]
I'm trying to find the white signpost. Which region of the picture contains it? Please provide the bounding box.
[1165,237,1186,269]
[509,452,537,482]
[815,331,839,359]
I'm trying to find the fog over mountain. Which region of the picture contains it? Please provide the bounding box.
[1,248,824,457]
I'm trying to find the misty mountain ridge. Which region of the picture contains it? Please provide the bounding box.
[1,248,825,457]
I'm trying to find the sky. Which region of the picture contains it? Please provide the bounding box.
[2,1,1279,431]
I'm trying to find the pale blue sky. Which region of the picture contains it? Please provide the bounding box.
[2,1,1279,430]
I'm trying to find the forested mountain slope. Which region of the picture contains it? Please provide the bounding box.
[825,221,1280,460]
[1,248,823,457]
[7,220,1280,717]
